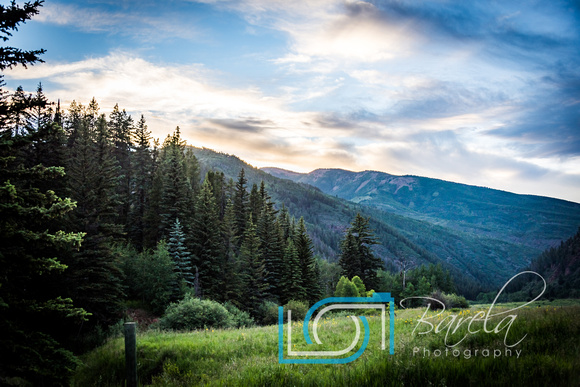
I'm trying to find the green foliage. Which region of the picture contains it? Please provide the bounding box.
[157,128,194,237]
[428,290,470,309]
[191,177,224,300]
[159,295,232,331]
[0,4,89,383]
[334,276,360,297]
[256,300,280,326]
[167,218,195,293]
[72,304,580,386]
[223,302,255,328]
[284,299,308,322]
[117,242,176,315]
[339,213,383,290]
[351,276,366,297]
[239,217,267,317]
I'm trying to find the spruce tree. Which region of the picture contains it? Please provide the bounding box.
[158,128,193,235]
[248,182,261,223]
[233,168,249,246]
[239,216,267,316]
[64,112,124,327]
[338,213,383,290]
[128,115,153,250]
[257,197,284,302]
[294,217,321,304]
[220,198,244,306]
[0,3,89,382]
[339,230,360,280]
[281,238,305,304]
[108,104,133,230]
[191,177,223,300]
[167,218,195,299]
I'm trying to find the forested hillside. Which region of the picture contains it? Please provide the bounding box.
[263,167,580,251]
[193,148,547,293]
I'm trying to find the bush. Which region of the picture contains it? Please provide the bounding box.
[160,295,232,331]
[256,300,279,326]
[284,299,309,322]
[446,293,470,308]
[223,302,255,328]
[427,290,470,309]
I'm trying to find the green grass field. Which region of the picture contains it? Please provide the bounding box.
[72,302,580,386]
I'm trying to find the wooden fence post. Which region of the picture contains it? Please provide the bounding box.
[124,322,137,387]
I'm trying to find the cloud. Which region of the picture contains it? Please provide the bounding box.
[206,118,275,132]
[34,1,201,40]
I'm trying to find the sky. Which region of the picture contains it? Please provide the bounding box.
[4,0,580,202]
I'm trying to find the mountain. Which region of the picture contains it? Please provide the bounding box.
[262,167,580,252]
[191,147,579,297]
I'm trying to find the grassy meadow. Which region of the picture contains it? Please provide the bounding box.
[72,301,580,386]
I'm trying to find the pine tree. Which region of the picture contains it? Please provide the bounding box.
[158,128,193,237]
[248,182,261,223]
[338,213,383,290]
[339,230,360,280]
[257,197,284,301]
[167,218,195,299]
[294,217,321,304]
[142,138,162,248]
[128,115,153,250]
[239,216,267,316]
[281,238,305,304]
[220,198,244,306]
[0,3,89,383]
[108,104,133,230]
[191,177,223,300]
[64,112,124,327]
[233,168,249,246]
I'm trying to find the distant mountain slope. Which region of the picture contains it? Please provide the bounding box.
[262,167,580,252]
[191,147,553,296]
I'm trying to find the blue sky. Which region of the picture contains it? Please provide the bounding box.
[4,0,580,202]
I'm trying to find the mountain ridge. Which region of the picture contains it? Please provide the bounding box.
[189,147,579,297]
[261,166,580,252]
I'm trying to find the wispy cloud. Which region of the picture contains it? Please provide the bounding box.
[7,0,580,201]
[35,1,201,40]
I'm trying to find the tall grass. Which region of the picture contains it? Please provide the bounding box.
[72,304,580,386]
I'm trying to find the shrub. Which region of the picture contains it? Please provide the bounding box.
[446,293,470,308]
[160,295,232,331]
[427,290,470,309]
[285,299,309,322]
[257,300,280,326]
[334,276,360,297]
[223,302,255,328]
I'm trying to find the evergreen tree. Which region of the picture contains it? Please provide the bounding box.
[233,168,249,246]
[248,182,261,223]
[191,177,223,300]
[168,218,195,299]
[281,238,305,304]
[339,230,360,279]
[108,104,133,230]
[64,112,124,327]
[239,216,267,316]
[258,196,284,301]
[220,198,244,306]
[142,138,163,248]
[128,115,153,250]
[338,213,383,290]
[0,3,89,383]
[157,128,193,237]
[294,217,321,305]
